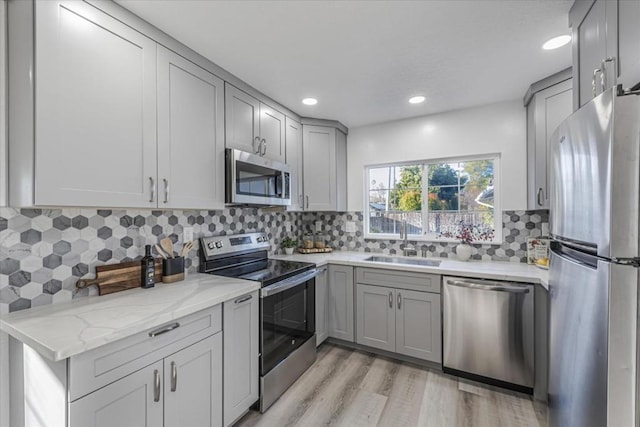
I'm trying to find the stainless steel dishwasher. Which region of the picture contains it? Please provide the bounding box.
[443,276,534,394]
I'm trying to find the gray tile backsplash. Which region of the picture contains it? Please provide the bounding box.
[0,207,547,313]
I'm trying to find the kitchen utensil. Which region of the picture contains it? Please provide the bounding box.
[180,241,193,258]
[76,259,163,295]
[160,237,175,258]
[155,244,168,259]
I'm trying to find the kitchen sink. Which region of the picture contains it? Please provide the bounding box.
[364,256,442,267]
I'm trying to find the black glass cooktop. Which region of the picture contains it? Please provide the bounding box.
[211,259,315,287]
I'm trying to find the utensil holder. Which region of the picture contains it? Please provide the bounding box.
[162,257,185,283]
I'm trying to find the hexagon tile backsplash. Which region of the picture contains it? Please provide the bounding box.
[0,207,547,313]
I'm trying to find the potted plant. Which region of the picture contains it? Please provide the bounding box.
[438,221,494,261]
[281,237,298,255]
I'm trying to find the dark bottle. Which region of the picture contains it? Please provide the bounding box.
[141,245,155,289]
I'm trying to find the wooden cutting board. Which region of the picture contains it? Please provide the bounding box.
[76,259,163,296]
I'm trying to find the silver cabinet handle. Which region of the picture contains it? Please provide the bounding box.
[163,178,169,204]
[253,136,261,154]
[260,138,267,156]
[592,68,603,98]
[153,369,161,402]
[149,177,155,203]
[170,361,177,392]
[299,194,304,208]
[388,291,393,308]
[601,56,617,91]
[148,322,180,337]
[305,195,309,209]
[446,279,530,293]
[397,293,402,310]
[234,294,253,304]
[537,188,544,206]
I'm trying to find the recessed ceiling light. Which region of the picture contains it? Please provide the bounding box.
[302,98,318,106]
[408,96,426,104]
[542,35,571,50]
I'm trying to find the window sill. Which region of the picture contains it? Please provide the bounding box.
[364,233,503,245]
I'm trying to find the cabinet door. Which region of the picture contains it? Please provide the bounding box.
[223,291,259,426]
[259,103,286,163]
[225,83,260,155]
[315,267,329,346]
[164,334,222,427]
[157,46,225,210]
[328,265,354,342]
[396,290,441,362]
[303,125,336,211]
[356,284,396,352]
[69,361,163,427]
[616,0,640,91]
[34,0,157,207]
[573,0,607,108]
[530,79,573,209]
[285,117,304,211]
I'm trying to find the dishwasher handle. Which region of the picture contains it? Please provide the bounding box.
[446,279,530,294]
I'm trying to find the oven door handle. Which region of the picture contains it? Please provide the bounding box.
[260,268,319,298]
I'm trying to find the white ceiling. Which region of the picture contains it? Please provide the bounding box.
[115,0,573,128]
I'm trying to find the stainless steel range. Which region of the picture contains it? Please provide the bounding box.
[199,232,318,412]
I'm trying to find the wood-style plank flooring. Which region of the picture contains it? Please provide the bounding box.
[236,343,547,427]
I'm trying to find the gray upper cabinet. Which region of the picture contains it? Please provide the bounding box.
[157,46,225,210]
[570,0,640,109]
[302,125,347,211]
[525,76,573,209]
[225,83,286,163]
[285,117,304,211]
[225,83,261,155]
[328,265,354,342]
[10,0,158,208]
[8,0,227,209]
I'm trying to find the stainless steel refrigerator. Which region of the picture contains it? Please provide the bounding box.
[549,87,639,427]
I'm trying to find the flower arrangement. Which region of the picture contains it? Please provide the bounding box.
[438,221,495,245]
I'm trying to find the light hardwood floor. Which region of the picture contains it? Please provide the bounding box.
[236,343,547,427]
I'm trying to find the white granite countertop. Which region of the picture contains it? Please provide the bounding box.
[272,252,549,289]
[0,273,259,362]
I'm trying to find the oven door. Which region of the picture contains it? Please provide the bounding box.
[226,148,291,206]
[260,269,316,376]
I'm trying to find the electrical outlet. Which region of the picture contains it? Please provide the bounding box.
[315,221,322,232]
[183,227,194,243]
[345,221,357,233]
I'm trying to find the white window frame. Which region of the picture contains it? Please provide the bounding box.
[363,154,502,244]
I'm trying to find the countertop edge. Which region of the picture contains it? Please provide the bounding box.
[0,278,261,362]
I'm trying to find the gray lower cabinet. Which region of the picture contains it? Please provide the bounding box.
[223,291,259,427]
[328,265,354,342]
[69,360,164,427]
[356,284,441,363]
[315,266,330,346]
[70,334,223,427]
[11,305,225,427]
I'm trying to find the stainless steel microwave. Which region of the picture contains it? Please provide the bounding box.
[225,149,291,206]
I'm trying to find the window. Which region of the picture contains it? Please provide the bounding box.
[365,156,500,242]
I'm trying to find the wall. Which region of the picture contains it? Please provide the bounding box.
[0,207,299,313]
[300,210,548,262]
[346,100,527,211]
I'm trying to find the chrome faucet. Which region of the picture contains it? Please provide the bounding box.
[399,219,417,257]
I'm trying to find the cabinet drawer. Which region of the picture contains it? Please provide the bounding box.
[356,268,441,293]
[69,304,221,401]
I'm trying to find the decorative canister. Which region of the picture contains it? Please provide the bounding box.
[456,244,472,262]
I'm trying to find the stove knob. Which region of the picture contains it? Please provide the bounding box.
[215,241,223,249]
[207,242,215,250]
[256,236,262,243]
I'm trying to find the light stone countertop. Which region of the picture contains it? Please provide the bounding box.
[0,273,259,361]
[272,251,549,290]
